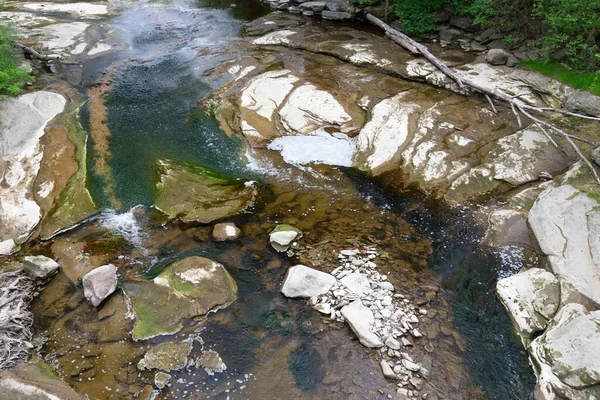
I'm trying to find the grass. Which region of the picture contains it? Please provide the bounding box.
[0,23,34,98]
[520,60,600,96]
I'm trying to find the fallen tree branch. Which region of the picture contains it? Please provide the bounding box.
[13,41,58,62]
[366,13,600,185]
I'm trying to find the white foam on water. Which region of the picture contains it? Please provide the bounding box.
[97,206,145,248]
[268,128,356,167]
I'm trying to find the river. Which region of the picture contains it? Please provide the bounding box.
[29,0,536,398]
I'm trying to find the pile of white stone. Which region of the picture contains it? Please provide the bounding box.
[281,248,429,398]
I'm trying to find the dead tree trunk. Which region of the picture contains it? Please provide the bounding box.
[366,13,600,184]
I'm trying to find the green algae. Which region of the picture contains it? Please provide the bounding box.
[154,159,257,224]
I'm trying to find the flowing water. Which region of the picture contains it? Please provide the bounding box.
[30,0,537,398]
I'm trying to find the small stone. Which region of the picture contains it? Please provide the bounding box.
[380,360,397,380]
[385,336,401,350]
[418,308,427,315]
[281,265,336,298]
[313,303,331,315]
[410,377,424,390]
[486,49,510,65]
[154,372,171,389]
[82,264,118,307]
[412,329,423,338]
[212,222,241,241]
[401,337,412,347]
[23,255,59,279]
[198,350,226,375]
[0,239,16,255]
[402,359,420,372]
[269,224,302,252]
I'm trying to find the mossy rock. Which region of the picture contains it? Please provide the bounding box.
[153,159,257,224]
[269,224,302,252]
[124,256,238,341]
[137,341,192,372]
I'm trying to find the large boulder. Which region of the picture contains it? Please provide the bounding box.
[23,255,59,279]
[485,49,510,66]
[528,185,600,304]
[124,256,237,340]
[530,303,600,389]
[564,90,600,118]
[496,268,560,340]
[340,300,384,348]
[154,159,257,224]
[82,264,118,306]
[281,265,335,298]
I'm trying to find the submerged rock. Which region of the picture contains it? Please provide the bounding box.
[530,303,600,389]
[82,264,118,306]
[124,256,237,340]
[0,362,85,400]
[528,185,600,304]
[269,224,302,252]
[154,159,257,224]
[212,222,241,241]
[281,265,336,298]
[23,255,59,279]
[340,300,384,348]
[496,268,560,341]
[198,350,227,375]
[138,341,192,371]
[154,372,171,389]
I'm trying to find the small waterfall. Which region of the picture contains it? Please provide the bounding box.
[97,206,146,249]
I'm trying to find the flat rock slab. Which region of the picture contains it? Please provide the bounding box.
[281,264,335,298]
[528,185,600,304]
[0,362,85,400]
[154,159,257,224]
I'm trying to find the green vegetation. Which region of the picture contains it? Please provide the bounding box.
[365,0,600,73]
[520,60,600,96]
[0,23,33,97]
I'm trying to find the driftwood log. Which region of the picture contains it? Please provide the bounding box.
[366,13,600,185]
[13,41,59,62]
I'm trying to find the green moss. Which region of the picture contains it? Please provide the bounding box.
[520,61,600,96]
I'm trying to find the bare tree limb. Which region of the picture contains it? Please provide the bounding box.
[13,41,59,62]
[366,13,600,185]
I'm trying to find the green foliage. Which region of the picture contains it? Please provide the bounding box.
[533,0,600,70]
[520,60,600,96]
[392,0,445,34]
[0,23,33,98]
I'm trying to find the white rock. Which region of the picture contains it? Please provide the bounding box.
[281,265,336,298]
[279,84,352,134]
[340,272,372,297]
[528,185,600,304]
[24,3,107,16]
[240,70,298,121]
[385,336,401,350]
[411,329,423,338]
[380,360,397,380]
[82,264,118,306]
[212,222,241,242]
[313,303,331,315]
[378,281,394,291]
[23,255,59,279]
[88,42,111,56]
[0,239,16,255]
[530,303,600,389]
[340,300,383,348]
[402,359,420,372]
[401,337,412,347]
[496,268,560,340]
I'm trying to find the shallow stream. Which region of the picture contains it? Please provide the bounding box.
[30,0,536,398]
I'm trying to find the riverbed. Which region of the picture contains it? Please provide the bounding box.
[16,0,537,398]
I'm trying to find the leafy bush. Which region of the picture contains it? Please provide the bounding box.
[0,23,33,98]
[392,0,446,34]
[533,0,600,70]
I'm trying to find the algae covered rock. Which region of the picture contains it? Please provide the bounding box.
[124,256,238,340]
[154,159,257,224]
[138,341,192,371]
